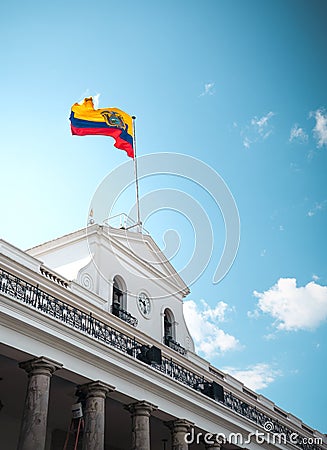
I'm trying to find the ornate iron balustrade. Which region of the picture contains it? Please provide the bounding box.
[111,303,138,327]
[224,391,322,450]
[0,267,322,450]
[164,336,186,355]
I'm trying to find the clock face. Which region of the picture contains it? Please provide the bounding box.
[138,292,151,317]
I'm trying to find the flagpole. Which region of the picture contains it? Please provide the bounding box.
[132,116,141,230]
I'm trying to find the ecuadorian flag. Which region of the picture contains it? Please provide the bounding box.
[70,97,134,158]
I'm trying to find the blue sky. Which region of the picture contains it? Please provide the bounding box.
[1,0,326,432]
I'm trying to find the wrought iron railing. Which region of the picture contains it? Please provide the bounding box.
[0,267,322,450]
[103,214,150,234]
[223,391,322,449]
[164,336,186,355]
[111,303,138,327]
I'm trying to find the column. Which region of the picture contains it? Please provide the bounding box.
[80,380,115,450]
[167,419,194,450]
[18,356,63,450]
[126,400,158,450]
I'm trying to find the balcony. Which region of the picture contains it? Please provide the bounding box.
[164,335,186,355]
[111,302,138,327]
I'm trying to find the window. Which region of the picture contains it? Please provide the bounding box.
[163,308,175,343]
[163,308,187,355]
[112,276,126,314]
[111,276,138,327]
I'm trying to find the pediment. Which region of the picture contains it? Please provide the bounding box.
[26,225,190,297]
[94,226,190,297]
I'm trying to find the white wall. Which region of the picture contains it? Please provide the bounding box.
[27,226,195,351]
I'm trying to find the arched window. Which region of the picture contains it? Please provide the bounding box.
[112,276,126,315]
[110,276,138,327]
[163,308,175,345]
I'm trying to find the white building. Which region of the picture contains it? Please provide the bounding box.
[0,221,326,450]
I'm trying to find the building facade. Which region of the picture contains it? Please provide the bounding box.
[0,223,326,450]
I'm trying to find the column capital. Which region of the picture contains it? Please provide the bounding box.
[125,400,158,417]
[80,381,111,450]
[18,357,61,450]
[78,380,115,399]
[19,356,63,377]
[166,418,194,433]
[125,400,156,450]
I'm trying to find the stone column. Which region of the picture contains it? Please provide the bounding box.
[18,356,63,450]
[80,380,115,450]
[126,400,158,450]
[167,419,194,450]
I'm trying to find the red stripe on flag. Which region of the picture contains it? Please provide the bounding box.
[70,125,134,158]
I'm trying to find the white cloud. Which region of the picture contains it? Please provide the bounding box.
[307,200,327,217]
[247,309,260,319]
[289,124,308,144]
[263,333,277,341]
[253,278,327,331]
[200,298,228,321]
[311,109,327,147]
[307,149,316,161]
[183,300,239,358]
[241,112,274,148]
[92,93,101,109]
[243,137,251,148]
[200,82,215,97]
[251,111,274,132]
[222,363,282,391]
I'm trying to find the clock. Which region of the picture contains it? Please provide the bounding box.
[137,292,151,317]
